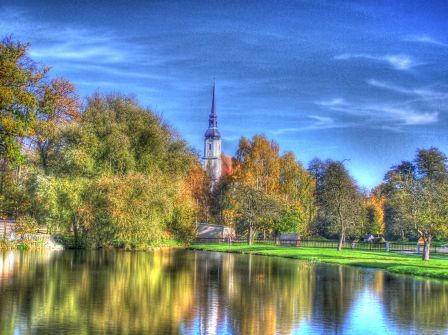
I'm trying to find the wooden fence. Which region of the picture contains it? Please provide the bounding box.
[0,220,16,237]
[0,220,48,238]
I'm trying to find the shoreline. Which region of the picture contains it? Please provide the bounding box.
[189,243,448,281]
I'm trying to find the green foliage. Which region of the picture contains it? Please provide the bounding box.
[313,160,365,249]
[0,37,46,164]
[83,174,174,247]
[15,214,38,234]
[383,147,448,259]
[227,184,282,244]
[274,208,303,234]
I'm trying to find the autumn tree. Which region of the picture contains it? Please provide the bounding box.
[234,135,280,194]
[365,189,385,236]
[230,136,316,238]
[33,78,80,173]
[185,161,212,223]
[0,37,81,219]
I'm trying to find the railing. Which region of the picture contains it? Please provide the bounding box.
[0,220,49,238]
[192,237,448,254]
[0,220,16,237]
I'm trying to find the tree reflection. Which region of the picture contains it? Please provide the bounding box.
[0,250,447,335]
[0,250,196,334]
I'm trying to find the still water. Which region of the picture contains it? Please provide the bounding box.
[0,249,447,335]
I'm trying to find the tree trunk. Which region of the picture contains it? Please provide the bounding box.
[248,225,253,245]
[73,218,79,240]
[337,232,345,251]
[422,235,432,261]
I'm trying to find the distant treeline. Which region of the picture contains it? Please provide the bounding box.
[1,37,447,259]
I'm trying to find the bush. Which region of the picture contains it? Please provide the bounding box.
[15,215,38,234]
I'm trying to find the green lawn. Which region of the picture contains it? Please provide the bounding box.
[190,243,448,280]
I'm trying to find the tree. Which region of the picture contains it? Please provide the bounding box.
[228,184,281,245]
[0,37,81,219]
[415,147,447,181]
[234,135,280,194]
[319,161,364,251]
[278,152,317,236]
[383,147,448,260]
[184,161,211,223]
[382,161,417,240]
[0,37,47,164]
[33,78,80,173]
[26,93,199,246]
[230,136,316,238]
[365,190,385,236]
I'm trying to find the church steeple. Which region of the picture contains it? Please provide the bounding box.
[209,82,217,128]
[204,82,221,140]
[203,82,222,182]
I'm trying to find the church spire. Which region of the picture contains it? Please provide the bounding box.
[204,81,221,139]
[203,81,222,182]
[209,81,217,128]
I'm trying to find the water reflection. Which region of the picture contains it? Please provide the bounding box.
[0,249,447,334]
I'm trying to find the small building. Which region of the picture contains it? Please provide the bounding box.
[0,220,16,238]
[418,236,425,245]
[279,233,301,246]
[363,234,376,243]
[363,234,385,243]
[196,223,235,240]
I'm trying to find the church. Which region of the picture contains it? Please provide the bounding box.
[202,83,231,182]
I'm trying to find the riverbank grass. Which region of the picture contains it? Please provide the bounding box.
[190,244,448,280]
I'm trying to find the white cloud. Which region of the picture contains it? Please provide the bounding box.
[377,107,438,125]
[326,102,439,127]
[315,98,347,106]
[367,79,448,100]
[405,35,448,48]
[270,115,344,135]
[30,44,125,63]
[335,53,420,70]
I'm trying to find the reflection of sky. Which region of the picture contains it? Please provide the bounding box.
[2,0,448,188]
[291,288,395,335]
[342,288,401,335]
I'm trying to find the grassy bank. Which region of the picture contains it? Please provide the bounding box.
[1,236,186,251]
[190,243,448,280]
[0,238,48,251]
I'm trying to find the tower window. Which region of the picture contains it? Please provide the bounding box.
[209,143,212,150]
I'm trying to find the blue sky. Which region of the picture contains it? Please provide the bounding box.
[1,0,448,188]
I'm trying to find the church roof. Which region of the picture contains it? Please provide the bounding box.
[205,127,221,138]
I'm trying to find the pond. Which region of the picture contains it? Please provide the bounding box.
[0,249,447,334]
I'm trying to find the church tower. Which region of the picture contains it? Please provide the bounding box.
[203,83,222,182]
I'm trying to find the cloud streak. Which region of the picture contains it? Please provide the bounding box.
[367,79,448,101]
[271,115,349,135]
[322,101,439,127]
[405,34,448,47]
[335,53,420,70]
